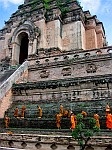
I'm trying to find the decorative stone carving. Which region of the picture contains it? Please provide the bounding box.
[61,67,71,76]
[85,52,90,57]
[74,54,79,58]
[40,70,50,78]
[13,20,41,43]
[96,50,102,55]
[63,55,69,60]
[86,64,97,73]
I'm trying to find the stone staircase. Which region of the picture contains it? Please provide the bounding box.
[0,60,111,130]
[0,61,29,118]
[4,98,111,129]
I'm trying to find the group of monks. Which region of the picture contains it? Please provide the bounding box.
[4,105,26,128]
[56,104,100,131]
[4,105,43,128]
[56,104,77,130]
[14,105,26,118]
[13,105,43,119]
[4,103,112,130]
[56,103,112,131]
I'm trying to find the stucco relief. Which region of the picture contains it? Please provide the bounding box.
[12,20,41,43]
[61,67,71,76]
[40,70,50,78]
[86,63,97,73]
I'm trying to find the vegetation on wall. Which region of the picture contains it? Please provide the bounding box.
[17,0,80,20]
[30,0,79,16]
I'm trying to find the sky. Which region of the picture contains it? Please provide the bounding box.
[0,0,112,46]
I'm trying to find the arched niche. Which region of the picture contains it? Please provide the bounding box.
[11,21,40,65]
[19,32,29,64]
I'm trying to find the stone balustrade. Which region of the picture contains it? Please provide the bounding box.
[0,61,28,100]
[0,61,28,118]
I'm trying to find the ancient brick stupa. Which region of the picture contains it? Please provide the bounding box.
[0,0,112,149]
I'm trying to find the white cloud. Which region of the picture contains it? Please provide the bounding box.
[80,0,101,14]
[0,0,24,8]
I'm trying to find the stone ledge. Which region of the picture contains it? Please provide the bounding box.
[0,132,112,150]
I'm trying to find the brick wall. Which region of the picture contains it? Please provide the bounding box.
[0,89,12,118]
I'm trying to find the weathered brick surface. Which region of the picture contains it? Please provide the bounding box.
[0,89,12,118]
[97,33,104,48]
[86,28,97,49]
[16,70,28,84]
[62,21,83,51]
[0,49,6,61]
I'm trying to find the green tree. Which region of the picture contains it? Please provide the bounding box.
[72,113,100,150]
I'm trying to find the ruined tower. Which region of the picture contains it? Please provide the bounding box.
[0,0,112,149]
[0,0,112,126]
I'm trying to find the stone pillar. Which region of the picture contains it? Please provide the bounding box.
[96,23,105,48]
[62,21,84,51]
[28,40,33,55]
[54,19,62,49]
[35,19,47,49]
[11,42,20,65]
[32,38,37,54]
[85,18,97,50]
[46,19,62,49]
[81,22,86,50]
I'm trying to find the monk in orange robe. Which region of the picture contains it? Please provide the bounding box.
[68,110,72,118]
[14,107,19,118]
[94,113,100,128]
[21,105,26,118]
[81,111,87,118]
[106,103,111,116]
[63,109,68,117]
[106,112,112,129]
[60,104,64,116]
[4,115,10,128]
[38,106,42,118]
[70,113,77,131]
[56,113,62,129]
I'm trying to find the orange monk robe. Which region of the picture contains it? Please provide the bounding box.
[94,114,100,128]
[68,110,72,118]
[56,114,61,129]
[14,107,19,117]
[81,111,87,118]
[4,116,10,128]
[70,114,77,130]
[106,104,111,115]
[21,105,26,118]
[38,106,42,118]
[63,110,68,117]
[106,113,112,129]
[60,104,64,116]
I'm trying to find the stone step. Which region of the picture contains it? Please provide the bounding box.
[1,128,112,137]
[1,117,106,129]
[7,99,111,118]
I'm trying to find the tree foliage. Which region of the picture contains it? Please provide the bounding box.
[72,113,100,150]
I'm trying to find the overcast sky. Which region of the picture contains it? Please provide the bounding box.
[0,0,112,45]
